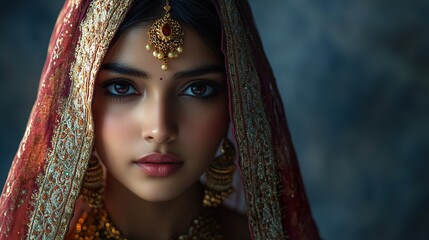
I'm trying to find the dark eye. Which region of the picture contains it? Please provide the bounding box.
[104,81,138,96]
[181,82,216,98]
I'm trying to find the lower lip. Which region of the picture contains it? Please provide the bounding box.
[135,162,182,177]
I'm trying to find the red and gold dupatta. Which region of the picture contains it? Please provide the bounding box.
[0,0,319,239]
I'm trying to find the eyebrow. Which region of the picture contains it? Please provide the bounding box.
[173,65,225,79]
[100,62,225,80]
[100,63,149,79]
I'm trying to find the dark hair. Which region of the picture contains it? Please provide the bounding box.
[113,0,222,59]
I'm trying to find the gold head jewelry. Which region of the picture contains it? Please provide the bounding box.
[203,138,236,208]
[146,0,184,71]
[80,155,104,209]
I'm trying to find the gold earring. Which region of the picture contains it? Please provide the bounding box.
[203,139,236,208]
[146,0,184,71]
[80,155,104,209]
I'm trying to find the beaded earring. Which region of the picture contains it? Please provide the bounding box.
[203,138,236,208]
[80,155,104,209]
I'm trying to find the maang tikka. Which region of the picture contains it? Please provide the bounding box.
[146,0,184,71]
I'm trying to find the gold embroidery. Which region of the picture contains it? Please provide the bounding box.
[217,0,286,239]
[27,0,132,239]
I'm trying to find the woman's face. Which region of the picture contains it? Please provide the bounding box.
[93,25,229,202]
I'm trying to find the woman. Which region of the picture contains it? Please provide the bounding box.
[0,0,319,239]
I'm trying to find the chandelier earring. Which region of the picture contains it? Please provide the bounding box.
[203,138,236,208]
[80,154,104,209]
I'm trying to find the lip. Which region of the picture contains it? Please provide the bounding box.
[134,152,183,177]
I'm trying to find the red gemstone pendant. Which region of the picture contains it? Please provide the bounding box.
[162,23,172,37]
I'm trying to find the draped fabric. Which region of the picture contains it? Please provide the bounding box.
[216,1,319,239]
[0,0,319,239]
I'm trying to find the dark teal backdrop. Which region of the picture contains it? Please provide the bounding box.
[1,1,428,239]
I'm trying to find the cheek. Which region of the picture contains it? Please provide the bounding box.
[97,115,122,143]
[101,115,132,138]
[94,107,138,156]
[181,107,229,146]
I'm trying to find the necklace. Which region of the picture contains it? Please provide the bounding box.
[73,206,222,240]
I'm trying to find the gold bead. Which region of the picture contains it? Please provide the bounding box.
[168,51,175,59]
[161,64,168,70]
[145,44,152,51]
[177,46,183,53]
[152,50,158,57]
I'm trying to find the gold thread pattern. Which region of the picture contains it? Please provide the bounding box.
[217,0,285,239]
[1,1,78,238]
[27,0,133,239]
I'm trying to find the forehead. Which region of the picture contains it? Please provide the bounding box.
[102,26,223,78]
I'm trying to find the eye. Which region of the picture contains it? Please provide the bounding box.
[104,80,138,96]
[180,82,217,98]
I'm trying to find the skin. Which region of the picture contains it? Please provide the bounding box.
[91,26,249,239]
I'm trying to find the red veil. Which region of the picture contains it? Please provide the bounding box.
[0,0,319,239]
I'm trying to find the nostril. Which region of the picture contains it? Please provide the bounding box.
[144,127,177,144]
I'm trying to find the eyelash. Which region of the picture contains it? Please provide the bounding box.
[102,79,139,102]
[179,81,220,101]
[101,79,221,103]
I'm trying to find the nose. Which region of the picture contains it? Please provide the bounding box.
[141,95,178,144]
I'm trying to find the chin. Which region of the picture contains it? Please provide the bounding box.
[136,190,179,203]
[128,180,192,203]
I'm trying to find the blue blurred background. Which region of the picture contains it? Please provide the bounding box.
[1,0,428,239]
